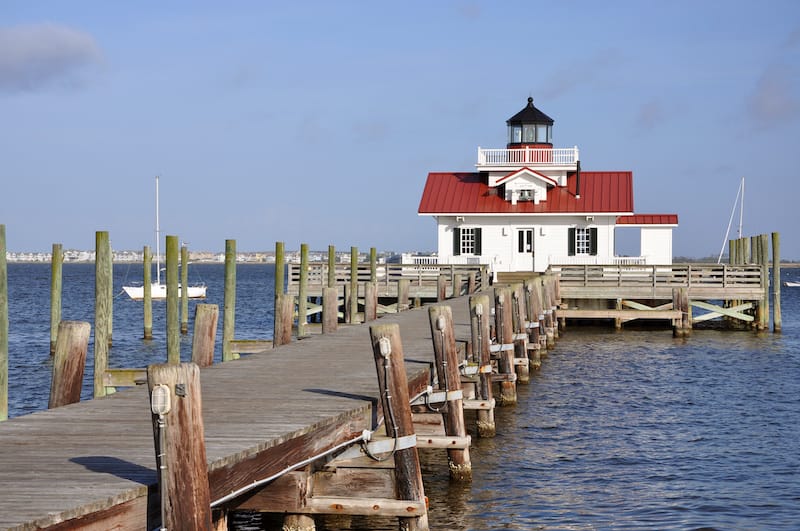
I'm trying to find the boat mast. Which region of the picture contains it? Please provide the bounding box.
[155,175,161,285]
[716,177,745,264]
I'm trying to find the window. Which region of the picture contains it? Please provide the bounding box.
[536,124,551,143]
[523,124,536,143]
[453,227,482,256]
[509,125,522,144]
[568,227,598,256]
[517,229,533,253]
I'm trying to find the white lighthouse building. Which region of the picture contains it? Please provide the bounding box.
[418,97,678,274]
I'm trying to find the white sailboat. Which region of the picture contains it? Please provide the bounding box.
[123,176,207,300]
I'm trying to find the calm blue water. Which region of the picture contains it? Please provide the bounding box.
[4,263,800,529]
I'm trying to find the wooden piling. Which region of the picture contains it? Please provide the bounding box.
[275,241,285,299]
[49,243,63,355]
[364,281,378,322]
[772,232,781,332]
[93,231,112,397]
[681,287,692,335]
[0,224,6,421]
[222,239,237,361]
[523,279,541,370]
[147,362,212,529]
[322,286,338,334]
[298,243,309,338]
[437,274,447,302]
[428,305,472,481]
[191,304,219,368]
[180,244,189,335]
[370,247,377,282]
[368,324,429,531]
[349,247,358,324]
[511,284,530,384]
[469,294,495,437]
[328,244,336,288]
[467,271,476,295]
[107,235,113,346]
[274,294,294,347]
[48,321,90,409]
[397,278,410,312]
[143,245,153,340]
[494,287,517,406]
[166,235,181,364]
[452,273,462,298]
[759,233,770,331]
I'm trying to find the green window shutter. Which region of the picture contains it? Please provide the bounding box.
[568,228,576,256]
[475,228,482,255]
[590,228,598,256]
[453,227,461,256]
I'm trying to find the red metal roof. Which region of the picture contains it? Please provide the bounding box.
[418,171,634,215]
[616,214,678,225]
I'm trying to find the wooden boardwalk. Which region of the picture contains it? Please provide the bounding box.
[0,295,473,529]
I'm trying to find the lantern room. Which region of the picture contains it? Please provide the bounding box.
[506,96,553,147]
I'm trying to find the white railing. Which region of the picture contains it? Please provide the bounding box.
[549,255,648,266]
[477,146,579,166]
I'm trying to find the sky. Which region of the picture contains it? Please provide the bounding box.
[1,1,799,259]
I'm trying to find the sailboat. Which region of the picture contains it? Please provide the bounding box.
[123,176,207,300]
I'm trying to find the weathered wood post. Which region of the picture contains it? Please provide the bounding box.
[511,283,530,384]
[364,281,378,322]
[370,247,377,282]
[469,294,495,437]
[273,294,294,347]
[772,232,781,332]
[93,231,112,398]
[107,235,113,346]
[0,224,6,421]
[274,241,285,302]
[327,244,336,288]
[680,287,692,335]
[143,245,153,340]
[222,239,237,361]
[297,243,309,338]
[437,274,447,302]
[166,235,181,364]
[191,304,218,368]
[672,288,682,337]
[349,246,359,323]
[542,276,556,347]
[428,305,472,481]
[180,244,189,335]
[397,278,410,312]
[452,273,462,298]
[147,362,212,529]
[322,286,338,334]
[368,324,429,531]
[494,287,517,406]
[759,233,770,331]
[523,279,542,370]
[532,277,548,353]
[49,243,63,355]
[49,321,91,409]
[467,271,476,295]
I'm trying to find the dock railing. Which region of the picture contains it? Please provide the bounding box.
[287,262,488,293]
[550,263,765,299]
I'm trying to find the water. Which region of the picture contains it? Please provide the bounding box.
[4,263,800,529]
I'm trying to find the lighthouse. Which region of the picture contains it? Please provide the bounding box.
[418,97,677,274]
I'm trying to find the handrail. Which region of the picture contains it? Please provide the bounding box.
[477,147,579,166]
[286,262,488,291]
[549,263,764,289]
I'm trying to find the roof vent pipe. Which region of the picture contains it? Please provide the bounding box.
[575,160,581,199]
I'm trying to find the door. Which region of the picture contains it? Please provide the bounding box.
[514,228,535,271]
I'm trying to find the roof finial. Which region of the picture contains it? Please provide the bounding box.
[527,96,534,106]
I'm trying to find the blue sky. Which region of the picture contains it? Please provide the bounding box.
[2,1,799,259]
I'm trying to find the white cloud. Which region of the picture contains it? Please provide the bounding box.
[0,23,102,93]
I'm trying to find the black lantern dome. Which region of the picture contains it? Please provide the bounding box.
[506,97,553,148]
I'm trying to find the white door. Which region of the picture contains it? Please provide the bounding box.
[514,228,535,271]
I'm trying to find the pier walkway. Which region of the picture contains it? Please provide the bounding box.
[0,295,472,529]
